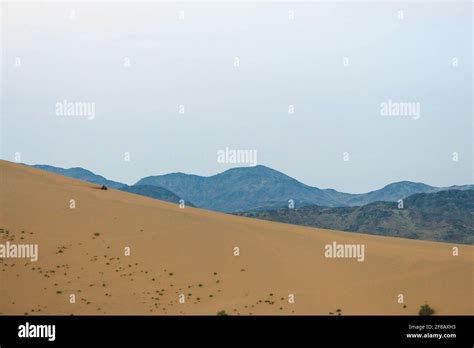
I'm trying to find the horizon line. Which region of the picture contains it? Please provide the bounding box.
[6,159,473,196]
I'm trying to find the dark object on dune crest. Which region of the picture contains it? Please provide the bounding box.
[217,310,228,316]
[100,185,108,190]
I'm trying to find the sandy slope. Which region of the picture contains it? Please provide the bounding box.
[0,160,472,315]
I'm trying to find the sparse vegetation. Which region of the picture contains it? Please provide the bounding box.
[419,303,435,316]
[217,310,228,316]
[329,308,342,316]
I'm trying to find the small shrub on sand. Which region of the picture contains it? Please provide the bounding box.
[419,304,435,316]
[217,310,228,316]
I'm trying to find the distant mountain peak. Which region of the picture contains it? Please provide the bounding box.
[382,181,433,189]
[216,164,287,176]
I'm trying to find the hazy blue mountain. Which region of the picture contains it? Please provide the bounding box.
[119,185,194,207]
[118,185,194,206]
[136,165,471,212]
[431,184,474,192]
[30,164,190,206]
[136,165,343,212]
[236,190,474,244]
[332,181,435,206]
[32,164,126,189]
[32,163,473,213]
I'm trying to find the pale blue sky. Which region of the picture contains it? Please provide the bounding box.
[1,1,472,193]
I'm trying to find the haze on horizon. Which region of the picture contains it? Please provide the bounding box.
[1,1,472,193]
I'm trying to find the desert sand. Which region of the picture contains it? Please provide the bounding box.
[0,160,472,315]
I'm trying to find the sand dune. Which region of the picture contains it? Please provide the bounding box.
[0,160,472,315]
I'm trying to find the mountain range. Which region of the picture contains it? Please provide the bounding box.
[27,163,473,243]
[137,165,472,212]
[236,190,474,244]
[31,164,472,213]
[32,165,126,189]
[31,164,190,206]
